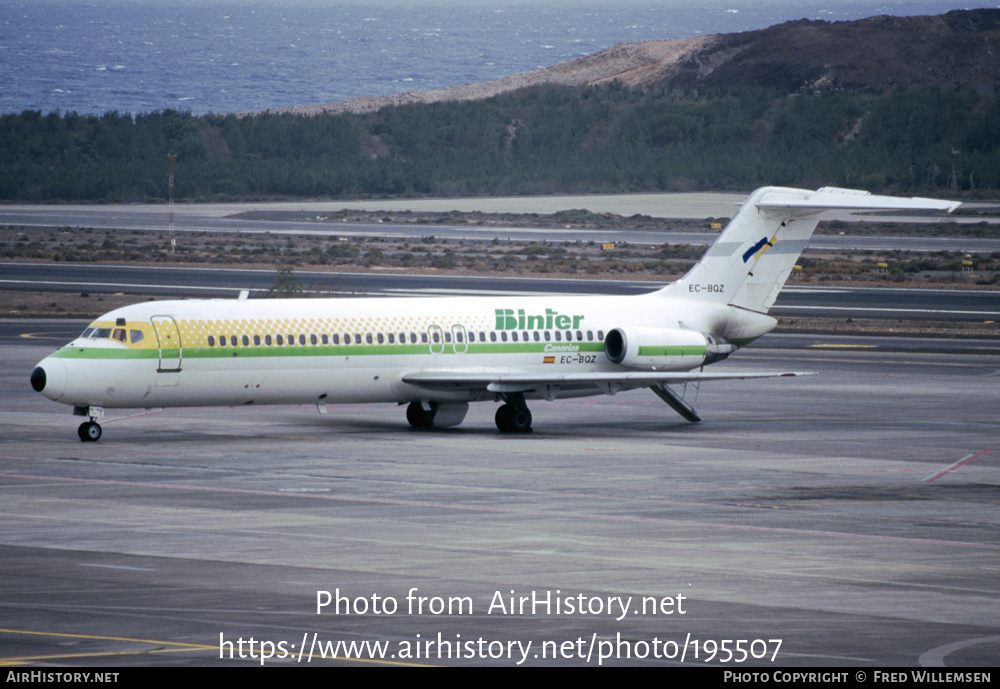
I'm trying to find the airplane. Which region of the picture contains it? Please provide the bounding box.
[30,186,959,441]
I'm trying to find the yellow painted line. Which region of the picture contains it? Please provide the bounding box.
[808,344,877,349]
[0,627,431,667]
[0,628,212,666]
[0,627,210,648]
[757,354,996,369]
[1,648,200,666]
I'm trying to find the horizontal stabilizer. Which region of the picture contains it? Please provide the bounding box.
[756,187,961,214]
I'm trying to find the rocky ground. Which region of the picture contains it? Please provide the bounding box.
[3,212,997,338]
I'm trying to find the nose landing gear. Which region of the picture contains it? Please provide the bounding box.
[74,406,104,442]
[78,421,102,442]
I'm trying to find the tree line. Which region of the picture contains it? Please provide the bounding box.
[1,84,997,202]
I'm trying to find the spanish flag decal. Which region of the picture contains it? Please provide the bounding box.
[543,356,556,364]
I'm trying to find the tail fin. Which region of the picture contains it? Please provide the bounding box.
[660,186,959,314]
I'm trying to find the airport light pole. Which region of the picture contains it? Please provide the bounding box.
[168,154,177,253]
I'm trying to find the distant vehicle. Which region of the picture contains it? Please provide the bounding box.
[31,187,958,440]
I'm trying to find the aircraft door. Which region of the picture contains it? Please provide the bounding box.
[151,315,182,372]
[427,324,444,354]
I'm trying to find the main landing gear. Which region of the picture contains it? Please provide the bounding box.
[494,393,532,433]
[405,395,533,433]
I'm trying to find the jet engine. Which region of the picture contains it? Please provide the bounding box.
[604,327,735,371]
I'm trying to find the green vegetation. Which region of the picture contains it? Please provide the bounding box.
[2,84,998,202]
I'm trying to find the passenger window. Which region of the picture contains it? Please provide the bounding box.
[254,335,261,346]
[321,334,329,345]
[310,334,317,345]
[544,331,551,341]
[377,333,384,344]
[219,335,227,347]
[242,335,250,346]
[207,336,216,347]
[490,332,497,342]
[533,332,540,341]
[265,335,273,346]
[230,335,238,347]
[511,332,518,342]
[276,335,284,345]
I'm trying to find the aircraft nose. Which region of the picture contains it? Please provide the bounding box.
[30,366,46,392]
[31,358,67,400]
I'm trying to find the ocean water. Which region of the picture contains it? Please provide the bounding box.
[0,0,983,116]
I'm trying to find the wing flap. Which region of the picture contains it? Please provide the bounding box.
[402,370,812,394]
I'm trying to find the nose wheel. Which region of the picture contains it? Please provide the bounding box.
[78,421,102,442]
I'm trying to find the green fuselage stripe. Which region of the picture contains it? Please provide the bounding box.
[637,345,708,357]
[51,341,611,360]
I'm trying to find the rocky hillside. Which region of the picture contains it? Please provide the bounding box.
[267,9,1000,116]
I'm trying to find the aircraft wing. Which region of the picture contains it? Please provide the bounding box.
[402,369,812,396]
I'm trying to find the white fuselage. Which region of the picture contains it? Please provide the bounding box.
[32,187,957,437]
[34,290,760,411]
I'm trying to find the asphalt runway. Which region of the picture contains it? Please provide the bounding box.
[2,326,998,667]
[4,263,1000,325]
[2,198,998,253]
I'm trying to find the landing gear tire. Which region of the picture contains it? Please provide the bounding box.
[406,401,432,429]
[78,421,102,442]
[495,404,532,433]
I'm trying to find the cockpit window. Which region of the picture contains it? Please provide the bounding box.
[81,328,94,338]
[129,330,144,344]
[91,328,113,339]
[112,328,126,342]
